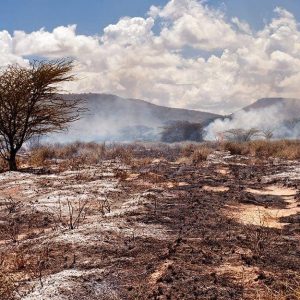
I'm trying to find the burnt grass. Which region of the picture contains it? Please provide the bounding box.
[0,152,300,300]
[119,160,299,299]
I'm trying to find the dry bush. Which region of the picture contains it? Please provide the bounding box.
[0,157,6,172]
[180,144,197,157]
[56,142,80,159]
[29,142,212,168]
[222,140,300,160]
[46,198,90,230]
[255,140,300,159]
[190,146,214,164]
[29,142,106,167]
[115,169,129,181]
[106,144,134,165]
[98,196,111,215]
[29,146,56,166]
[256,280,300,300]
[27,244,53,287]
[224,128,261,142]
[66,199,89,230]
[78,142,106,164]
[132,157,153,168]
[221,141,249,156]
[177,144,214,164]
[27,140,300,170]
[4,196,22,214]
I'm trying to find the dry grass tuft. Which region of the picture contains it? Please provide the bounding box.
[25,140,300,171]
[190,146,214,164]
[29,146,55,166]
[0,158,7,172]
[256,284,300,300]
[222,140,300,160]
[178,144,214,165]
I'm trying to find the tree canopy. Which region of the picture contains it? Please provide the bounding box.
[0,59,83,170]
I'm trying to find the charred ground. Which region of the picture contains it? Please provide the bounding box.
[0,141,299,300]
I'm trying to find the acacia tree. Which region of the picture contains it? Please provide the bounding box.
[161,121,204,143]
[0,59,83,171]
[224,128,261,142]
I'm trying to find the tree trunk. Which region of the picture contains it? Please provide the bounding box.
[8,152,17,171]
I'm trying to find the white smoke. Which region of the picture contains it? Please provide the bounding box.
[204,104,300,140]
[42,94,164,143]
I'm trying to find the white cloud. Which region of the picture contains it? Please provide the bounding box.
[102,17,155,45]
[0,30,27,66]
[155,0,248,51]
[0,0,300,114]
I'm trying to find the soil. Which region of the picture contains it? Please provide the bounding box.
[0,151,299,299]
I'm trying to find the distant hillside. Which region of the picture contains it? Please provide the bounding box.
[54,93,220,142]
[242,98,300,119]
[72,93,219,123]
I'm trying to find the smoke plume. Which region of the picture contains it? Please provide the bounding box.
[204,103,300,140]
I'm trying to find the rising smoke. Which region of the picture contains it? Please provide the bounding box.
[204,103,300,141]
[44,95,300,143]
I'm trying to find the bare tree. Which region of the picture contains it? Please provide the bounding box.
[0,59,83,171]
[261,129,274,140]
[224,128,261,142]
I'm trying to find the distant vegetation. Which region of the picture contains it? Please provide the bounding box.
[160,121,204,143]
[221,140,300,159]
[0,139,299,173]
[223,128,261,142]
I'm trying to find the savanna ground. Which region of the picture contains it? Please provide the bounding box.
[0,141,299,300]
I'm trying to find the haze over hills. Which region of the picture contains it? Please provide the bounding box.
[49,94,300,142]
[55,93,221,142]
[71,93,220,123]
[241,98,300,119]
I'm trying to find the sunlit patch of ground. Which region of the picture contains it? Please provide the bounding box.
[22,269,119,300]
[149,260,173,285]
[229,185,299,229]
[202,185,230,193]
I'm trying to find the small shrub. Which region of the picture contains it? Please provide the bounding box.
[222,140,300,160]
[56,142,80,159]
[29,146,55,166]
[224,128,261,142]
[222,142,249,155]
[106,144,134,165]
[0,158,6,172]
[191,146,214,164]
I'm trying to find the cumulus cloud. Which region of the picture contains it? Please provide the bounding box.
[0,30,28,66]
[155,0,249,51]
[0,0,300,113]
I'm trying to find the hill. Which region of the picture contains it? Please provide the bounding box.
[241,98,300,119]
[55,93,220,142]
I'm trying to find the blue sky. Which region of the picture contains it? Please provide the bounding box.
[0,0,168,34]
[0,0,299,35]
[1,0,300,113]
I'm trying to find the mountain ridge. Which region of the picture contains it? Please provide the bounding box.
[53,94,300,142]
[64,93,221,122]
